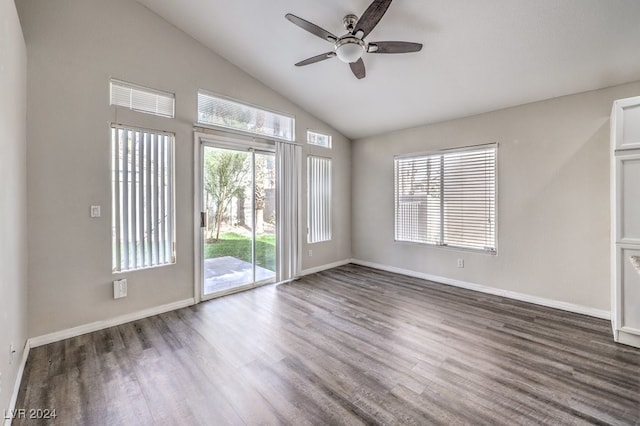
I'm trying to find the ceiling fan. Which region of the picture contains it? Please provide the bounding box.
[285,0,422,80]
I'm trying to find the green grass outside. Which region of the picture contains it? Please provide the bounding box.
[204,232,276,271]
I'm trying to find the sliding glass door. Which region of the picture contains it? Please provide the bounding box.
[200,142,276,299]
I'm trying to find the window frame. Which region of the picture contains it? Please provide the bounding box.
[111,124,177,273]
[394,143,497,254]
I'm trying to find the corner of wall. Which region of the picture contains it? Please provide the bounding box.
[0,0,29,416]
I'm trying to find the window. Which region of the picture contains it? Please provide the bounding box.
[197,91,294,141]
[111,125,176,272]
[110,79,175,118]
[307,156,332,243]
[395,144,496,252]
[307,130,332,148]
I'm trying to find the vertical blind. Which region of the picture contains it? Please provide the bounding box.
[395,144,496,252]
[276,142,302,281]
[197,91,294,141]
[110,79,175,118]
[307,156,332,243]
[112,125,176,272]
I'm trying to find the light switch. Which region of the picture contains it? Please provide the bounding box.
[90,205,101,218]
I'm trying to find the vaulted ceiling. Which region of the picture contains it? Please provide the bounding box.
[137,0,640,139]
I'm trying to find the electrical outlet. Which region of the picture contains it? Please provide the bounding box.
[113,279,127,299]
[457,259,464,268]
[308,249,313,257]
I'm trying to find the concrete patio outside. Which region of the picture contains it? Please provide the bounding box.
[204,255,275,295]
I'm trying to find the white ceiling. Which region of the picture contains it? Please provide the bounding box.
[137,0,640,140]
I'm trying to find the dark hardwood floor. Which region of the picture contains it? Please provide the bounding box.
[13,264,640,425]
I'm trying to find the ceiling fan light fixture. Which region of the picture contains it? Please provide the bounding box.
[335,37,365,63]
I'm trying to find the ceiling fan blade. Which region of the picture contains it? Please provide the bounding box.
[349,58,366,79]
[285,14,337,43]
[295,52,336,67]
[368,41,423,53]
[353,0,392,39]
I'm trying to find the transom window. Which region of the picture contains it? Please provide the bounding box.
[307,130,331,149]
[109,79,175,118]
[394,144,497,252]
[197,91,294,141]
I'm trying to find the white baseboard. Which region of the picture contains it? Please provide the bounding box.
[351,259,611,320]
[4,341,30,426]
[300,259,352,277]
[28,298,196,348]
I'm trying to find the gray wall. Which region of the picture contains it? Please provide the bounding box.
[18,0,351,338]
[0,0,28,412]
[352,81,640,313]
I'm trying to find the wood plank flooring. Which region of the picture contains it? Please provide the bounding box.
[12,264,640,425]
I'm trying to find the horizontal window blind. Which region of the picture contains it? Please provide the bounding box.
[308,156,332,243]
[111,125,176,272]
[110,79,175,118]
[395,145,496,252]
[307,130,332,148]
[197,91,294,141]
[395,155,442,245]
[442,148,496,251]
